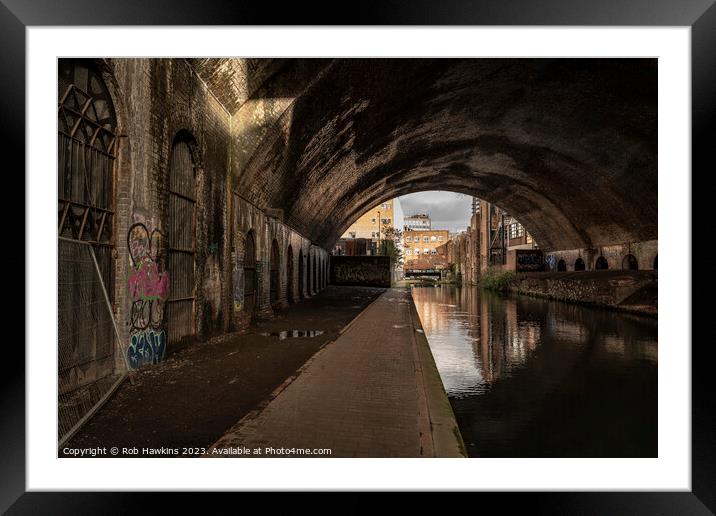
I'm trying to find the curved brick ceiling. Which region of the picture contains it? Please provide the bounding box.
[199,58,657,252]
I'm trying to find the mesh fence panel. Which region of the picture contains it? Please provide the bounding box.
[58,238,120,442]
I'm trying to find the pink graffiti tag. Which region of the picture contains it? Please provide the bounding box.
[128,261,170,301]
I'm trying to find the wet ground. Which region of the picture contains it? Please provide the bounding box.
[60,286,385,457]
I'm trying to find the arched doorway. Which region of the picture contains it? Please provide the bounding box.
[298,249,305,298]
[595,256,609,270]
[270,239,280,304]
[167,136,197,344]
[244,231,257,316]
[574,257,586,271]
[653,255,658,270]
[622,254,639,270]
[557,259,567,272]
[287,245,294,303]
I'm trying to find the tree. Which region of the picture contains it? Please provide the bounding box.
[379,226,403,265]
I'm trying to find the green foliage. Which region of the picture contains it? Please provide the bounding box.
[378,226,403,264]
[479,267,515,291]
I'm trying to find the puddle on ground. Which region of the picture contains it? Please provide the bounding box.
[259,330,325,340]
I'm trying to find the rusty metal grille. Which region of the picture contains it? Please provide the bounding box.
[166,141,196,343]
[270,240,280,304]
[244,231,257,314]
[57,60,120,445]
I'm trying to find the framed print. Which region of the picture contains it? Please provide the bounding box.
[4,0,713,512]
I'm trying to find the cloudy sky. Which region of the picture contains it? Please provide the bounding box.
[397,191,473,233]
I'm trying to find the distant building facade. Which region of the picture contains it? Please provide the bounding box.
[334,198,403,256]
[403,229,449,264]
[404,213,431,231]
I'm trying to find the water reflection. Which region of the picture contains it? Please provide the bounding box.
[412,286,657,458]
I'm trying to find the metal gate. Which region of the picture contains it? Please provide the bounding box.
[57,60,123,444]
[166,141,196,344]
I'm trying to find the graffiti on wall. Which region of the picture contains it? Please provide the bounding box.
[544,254,557,272]
[127,219,170,369]
[331,256,391,287]
[127,329,167,370]
[516,250,544,272]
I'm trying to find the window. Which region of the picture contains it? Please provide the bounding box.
[424,248,430,254]
[349,232,356,238]
[431,249,437,255]
[406,250,412,255]
[415,249,420,255]
[438,236,444,241]
[371,218,376,224]
[381,203,390,209]
[509,224,518,239]
[517,224,524,237]
[423,236,429,242]
[431,236,436,241]
[414,236,420,242]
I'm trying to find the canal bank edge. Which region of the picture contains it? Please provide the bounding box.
[405,288,468,458]
[503,271,658,318]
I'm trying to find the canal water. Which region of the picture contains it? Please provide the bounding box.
[411,286,657,458]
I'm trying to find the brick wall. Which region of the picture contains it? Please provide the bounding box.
[95,58,330,370]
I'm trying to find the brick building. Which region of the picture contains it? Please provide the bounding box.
[335,198,404,256]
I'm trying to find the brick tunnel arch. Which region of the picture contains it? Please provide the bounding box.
[213,58,656,254]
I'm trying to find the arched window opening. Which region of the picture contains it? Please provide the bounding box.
[58,60,117,256]
[244,231,257,315]
[557,259,567,272]
[595,256,609,270]
[270,239,280,304]
[166,138,197,344]
[622,254,639,271]
[574,258,586,271]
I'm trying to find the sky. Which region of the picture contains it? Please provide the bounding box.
[397,191,473,233]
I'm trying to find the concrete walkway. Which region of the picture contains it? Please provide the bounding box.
[208,288,465,458]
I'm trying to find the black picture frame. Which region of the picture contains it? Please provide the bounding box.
[4,0,712,512]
